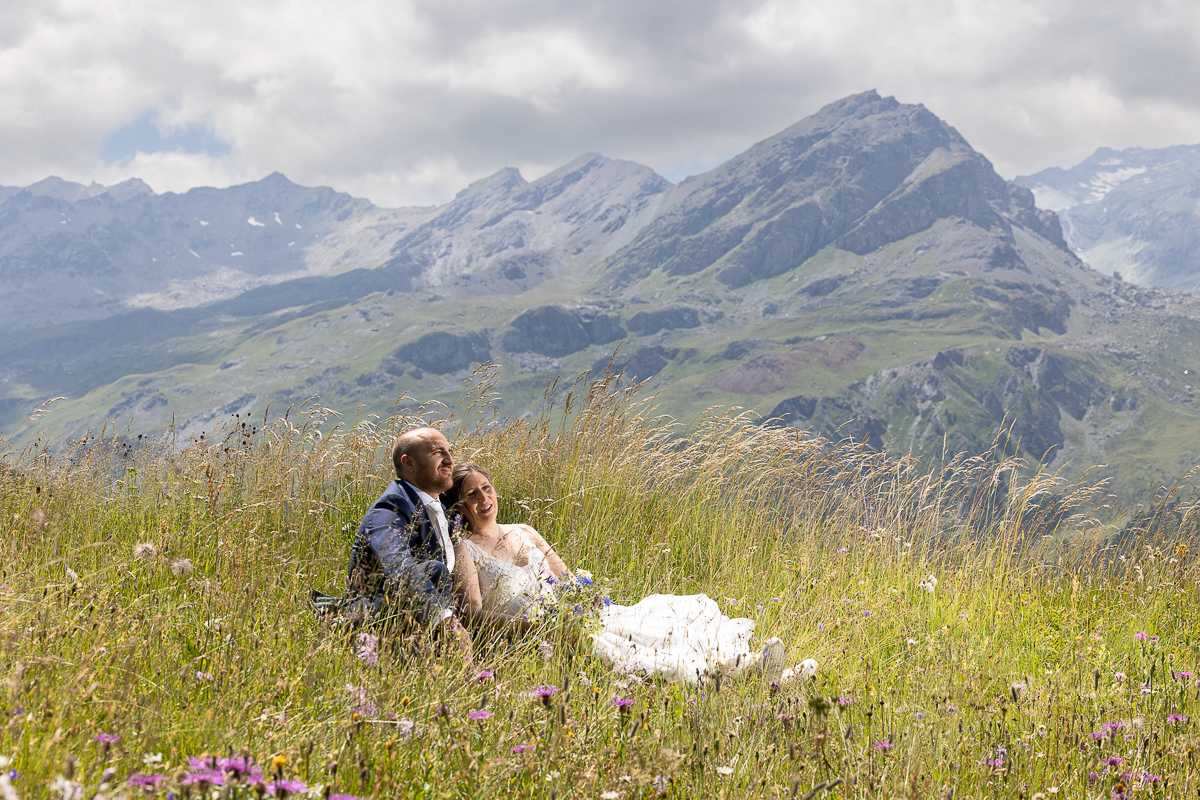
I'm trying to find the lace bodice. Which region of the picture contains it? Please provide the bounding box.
[463,528,556,618]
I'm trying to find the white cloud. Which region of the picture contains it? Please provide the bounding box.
[1,0,1199,204]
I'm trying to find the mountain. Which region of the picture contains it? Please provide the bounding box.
[1014,145,1200,291]
[5,91,1200,499]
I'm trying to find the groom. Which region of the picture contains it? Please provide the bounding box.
[343,426,471,654]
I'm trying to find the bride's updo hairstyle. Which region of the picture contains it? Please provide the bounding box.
[447,462,493,529]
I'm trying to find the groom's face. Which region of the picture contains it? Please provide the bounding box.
[403,431,454,494]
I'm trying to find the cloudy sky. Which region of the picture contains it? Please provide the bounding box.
[3,0,1198,207]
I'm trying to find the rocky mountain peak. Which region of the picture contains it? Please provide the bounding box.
[606,91,1067,289]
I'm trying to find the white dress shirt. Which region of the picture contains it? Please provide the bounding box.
[405,481,455,574]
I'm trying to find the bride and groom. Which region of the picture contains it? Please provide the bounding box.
[341,426,805,684]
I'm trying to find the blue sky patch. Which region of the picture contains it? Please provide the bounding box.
[101,111,231,163]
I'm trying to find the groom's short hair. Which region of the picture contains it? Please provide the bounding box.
[392,427,437,478]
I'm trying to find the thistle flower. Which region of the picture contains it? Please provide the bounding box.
[611,696,634,714]
[92,732,119,744]
[533,685,558,706]
[467,710,491,721]
[475,670,495,682]
[511,744,533,754]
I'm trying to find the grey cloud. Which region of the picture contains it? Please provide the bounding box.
[1,0,1199,205]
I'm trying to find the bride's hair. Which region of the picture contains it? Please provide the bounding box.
[446,462,493,523]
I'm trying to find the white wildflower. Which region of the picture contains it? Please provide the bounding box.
[918,574,937,593]
[133,542,157,561]
[600,792,620,800]
[50,775,82,800]
[142,753,163,766]
[64,567,79,583]
[716,766,734,776]
[170,558,193,575]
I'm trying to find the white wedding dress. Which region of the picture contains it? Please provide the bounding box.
[463,530,777,684]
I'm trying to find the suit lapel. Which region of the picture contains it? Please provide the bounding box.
[399,480,441,558]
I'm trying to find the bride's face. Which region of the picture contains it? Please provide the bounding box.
[458,471,498,530]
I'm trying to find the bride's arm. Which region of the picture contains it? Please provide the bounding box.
[519,525,572,579]
[452,540,485,620]
[452,540,533,633]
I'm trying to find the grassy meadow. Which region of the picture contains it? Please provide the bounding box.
[2,367,1199,799]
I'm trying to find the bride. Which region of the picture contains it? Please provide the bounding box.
[448,463,794,684]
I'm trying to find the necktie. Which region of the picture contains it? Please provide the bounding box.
[426,499,455,572]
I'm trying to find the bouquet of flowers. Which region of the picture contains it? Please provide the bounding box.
[525,569,612,631]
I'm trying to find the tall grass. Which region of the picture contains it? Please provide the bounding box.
[1,367,1198,798]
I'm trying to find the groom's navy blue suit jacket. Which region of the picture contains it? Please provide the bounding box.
[346,479,453,625]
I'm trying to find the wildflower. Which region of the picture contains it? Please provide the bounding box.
[355,633,378,667]
[511,744,534,754]
[611,696,634,714]
[475,670,495,682]
[837,548,849,554]
[715,766,734,776]
[170,558,194,575]
[756,604,764,612]
[1134,632,1148,641]
[195,671,214,682]
[398,718,414,736]
[918,574,937,593]
[836,696,854,707]
[133,543,157,561]
[1105,757,1125,766]
[575,569,594,587]
[538,641,554,661]
[1114,672,1127,682]
[467,710,491,721]
[329,795,372,800]
[1176,671,1194,680]
[50,776,83,799]
[128,774,167,787]
[914,711,925,721]
[577,671,592,687]
[601,596,613,607]
[92,732,119,744]
[600,792,620,799]
[1168,714,1189,724]
[266,778,308,796]
[769,681,781,695]
[863,610,872,618]
[534,685,558,706]
[142,753,164,766]
[872,741,893,751]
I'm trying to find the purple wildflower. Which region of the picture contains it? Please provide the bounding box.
[1106,757,1125,766]
[1168,714,1189,724]
[611,696,634,713]
[872,741,893,751]
[837,548,849,554]
[468,709,491,721]
[1101,721,1126,732]
[475,670,495,682]
[1176,671,1194,680]
[914,711,925,721]
[756,604,764,613]
[534,685,558,699]
[511,744,533,754]
[602,596,612,607]
[266,778,308,796]
[356,633,378,667]
[1134,632,1148,641]
[330,795,373,800]
[92,732,119,744]
[128,774,167,787]
[837,696,855,707]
